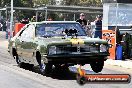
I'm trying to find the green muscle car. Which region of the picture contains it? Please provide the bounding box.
[8,21,109,74]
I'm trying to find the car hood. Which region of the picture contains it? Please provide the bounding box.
[37,36,107,46]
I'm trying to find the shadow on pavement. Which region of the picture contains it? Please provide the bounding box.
[15,64,98,80]
[49,68,76,80]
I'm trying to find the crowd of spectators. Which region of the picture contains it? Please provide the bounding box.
[76,13,102,38]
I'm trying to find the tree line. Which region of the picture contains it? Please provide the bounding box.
[0,0,102,21]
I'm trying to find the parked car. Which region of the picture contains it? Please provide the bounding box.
[8,21,109,74]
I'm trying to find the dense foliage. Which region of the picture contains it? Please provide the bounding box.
[0,0,102,21]
[60,0,102,6]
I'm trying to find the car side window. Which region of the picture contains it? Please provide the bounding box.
[20,24,35,40]
[36,24,45,37]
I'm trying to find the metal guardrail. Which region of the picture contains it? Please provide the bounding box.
[46,5,103,11]
[0,5,103,14]
[47,9,102,14]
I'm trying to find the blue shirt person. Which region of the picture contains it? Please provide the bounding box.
[94,15,102,39]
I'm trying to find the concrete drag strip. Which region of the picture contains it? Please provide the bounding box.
[0,62,56,88]
[0,61,82,88]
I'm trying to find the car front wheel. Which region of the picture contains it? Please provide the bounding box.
[37,53,52,75]
[90,61,104,73]
[40,63,52,75]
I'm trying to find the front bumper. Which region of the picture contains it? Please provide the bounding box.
[44,52,109,64]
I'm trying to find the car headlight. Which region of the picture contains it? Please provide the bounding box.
[100,44,107,52]
[48,46,57,55]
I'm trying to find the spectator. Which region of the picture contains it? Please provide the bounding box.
[94,15,102,38]
[86,20,92,37]
[76,13,87,27]
[31,16,36,22]
[122,32,129,59]
[0,22,3,31]
[20,17,29,24]
[38,13,43,22]
[76,13,87,34]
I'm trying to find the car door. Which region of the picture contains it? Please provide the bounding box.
[16,25,29,56]
[17,24,36,63]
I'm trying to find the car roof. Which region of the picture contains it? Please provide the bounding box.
[29,21,78,25]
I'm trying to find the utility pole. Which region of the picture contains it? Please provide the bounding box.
[45,6,47,21]
[74,13,76,21]
[10,0,13,38]
[36,11,38,22]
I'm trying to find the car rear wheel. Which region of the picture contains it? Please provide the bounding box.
[14,54,23,67]
[90,61,104,73]
[12,49,23,66]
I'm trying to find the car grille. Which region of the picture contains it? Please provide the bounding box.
[56,44,99,54]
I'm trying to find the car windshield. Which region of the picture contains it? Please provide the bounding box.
[36,23,87,37]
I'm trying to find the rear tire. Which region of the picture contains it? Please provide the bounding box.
[90,61,104,73]
[12,49,23,67]
[15,55,25,68]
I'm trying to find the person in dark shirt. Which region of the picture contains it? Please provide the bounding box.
[76,13,87,27]
[94,15,102,38]
[76,13,87,35]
